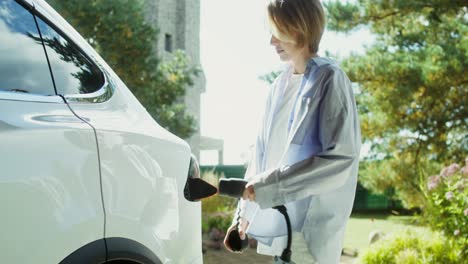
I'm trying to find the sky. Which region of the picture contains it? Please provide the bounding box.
[199,0,374,165]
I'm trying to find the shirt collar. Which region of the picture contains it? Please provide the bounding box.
[305,56,333,74]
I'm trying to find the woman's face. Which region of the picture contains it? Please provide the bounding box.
[270,34,307,62]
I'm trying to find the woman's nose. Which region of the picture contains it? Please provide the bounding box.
[270,35,279,45]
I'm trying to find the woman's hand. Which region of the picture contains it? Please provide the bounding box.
[242,184,256,201]
[242,168,278,202]
[223,217,250,252]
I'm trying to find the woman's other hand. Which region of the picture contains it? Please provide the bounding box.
[223,217,250,252]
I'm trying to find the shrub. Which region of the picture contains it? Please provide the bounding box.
[201,195,236,233]
[422,158,467,258]
[205,212,233,234]
[201,171,237,233]
[359,228,461,264]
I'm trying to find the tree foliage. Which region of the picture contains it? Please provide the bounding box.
[47,0,199,138]
[326,0,467,207]
[259,70,281,84]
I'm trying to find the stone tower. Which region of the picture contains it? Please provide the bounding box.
[144,0,206,160]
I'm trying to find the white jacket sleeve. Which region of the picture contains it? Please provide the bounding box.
[251,69,361,209]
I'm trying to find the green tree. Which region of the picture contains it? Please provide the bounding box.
[325,0,467,207]
[47,0,199,138]
[259,70,281,84]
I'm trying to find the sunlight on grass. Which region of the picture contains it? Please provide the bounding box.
[343,213,424,255]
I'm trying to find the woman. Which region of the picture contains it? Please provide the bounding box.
[224,0,361,263]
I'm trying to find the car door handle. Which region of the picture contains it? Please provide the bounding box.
[32,115,90,123]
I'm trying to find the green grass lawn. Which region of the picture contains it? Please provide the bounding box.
[343,213,422,254]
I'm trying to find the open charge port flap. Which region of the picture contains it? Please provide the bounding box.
[183,155,217,201]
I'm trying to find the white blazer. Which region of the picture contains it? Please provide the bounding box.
[236,57,361,264]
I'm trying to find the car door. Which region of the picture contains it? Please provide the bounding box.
[32,1,204,262]
[0,0,105,263]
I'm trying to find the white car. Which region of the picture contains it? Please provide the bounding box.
[0,0,216,263]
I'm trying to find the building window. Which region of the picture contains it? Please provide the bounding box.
[165,33,172,52]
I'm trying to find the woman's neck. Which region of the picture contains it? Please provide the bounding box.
[292,52,318,74]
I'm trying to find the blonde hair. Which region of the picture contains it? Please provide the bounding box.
[267,0,326,53]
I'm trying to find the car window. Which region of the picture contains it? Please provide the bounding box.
[35,16,105,96]
[0,0,55,96]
